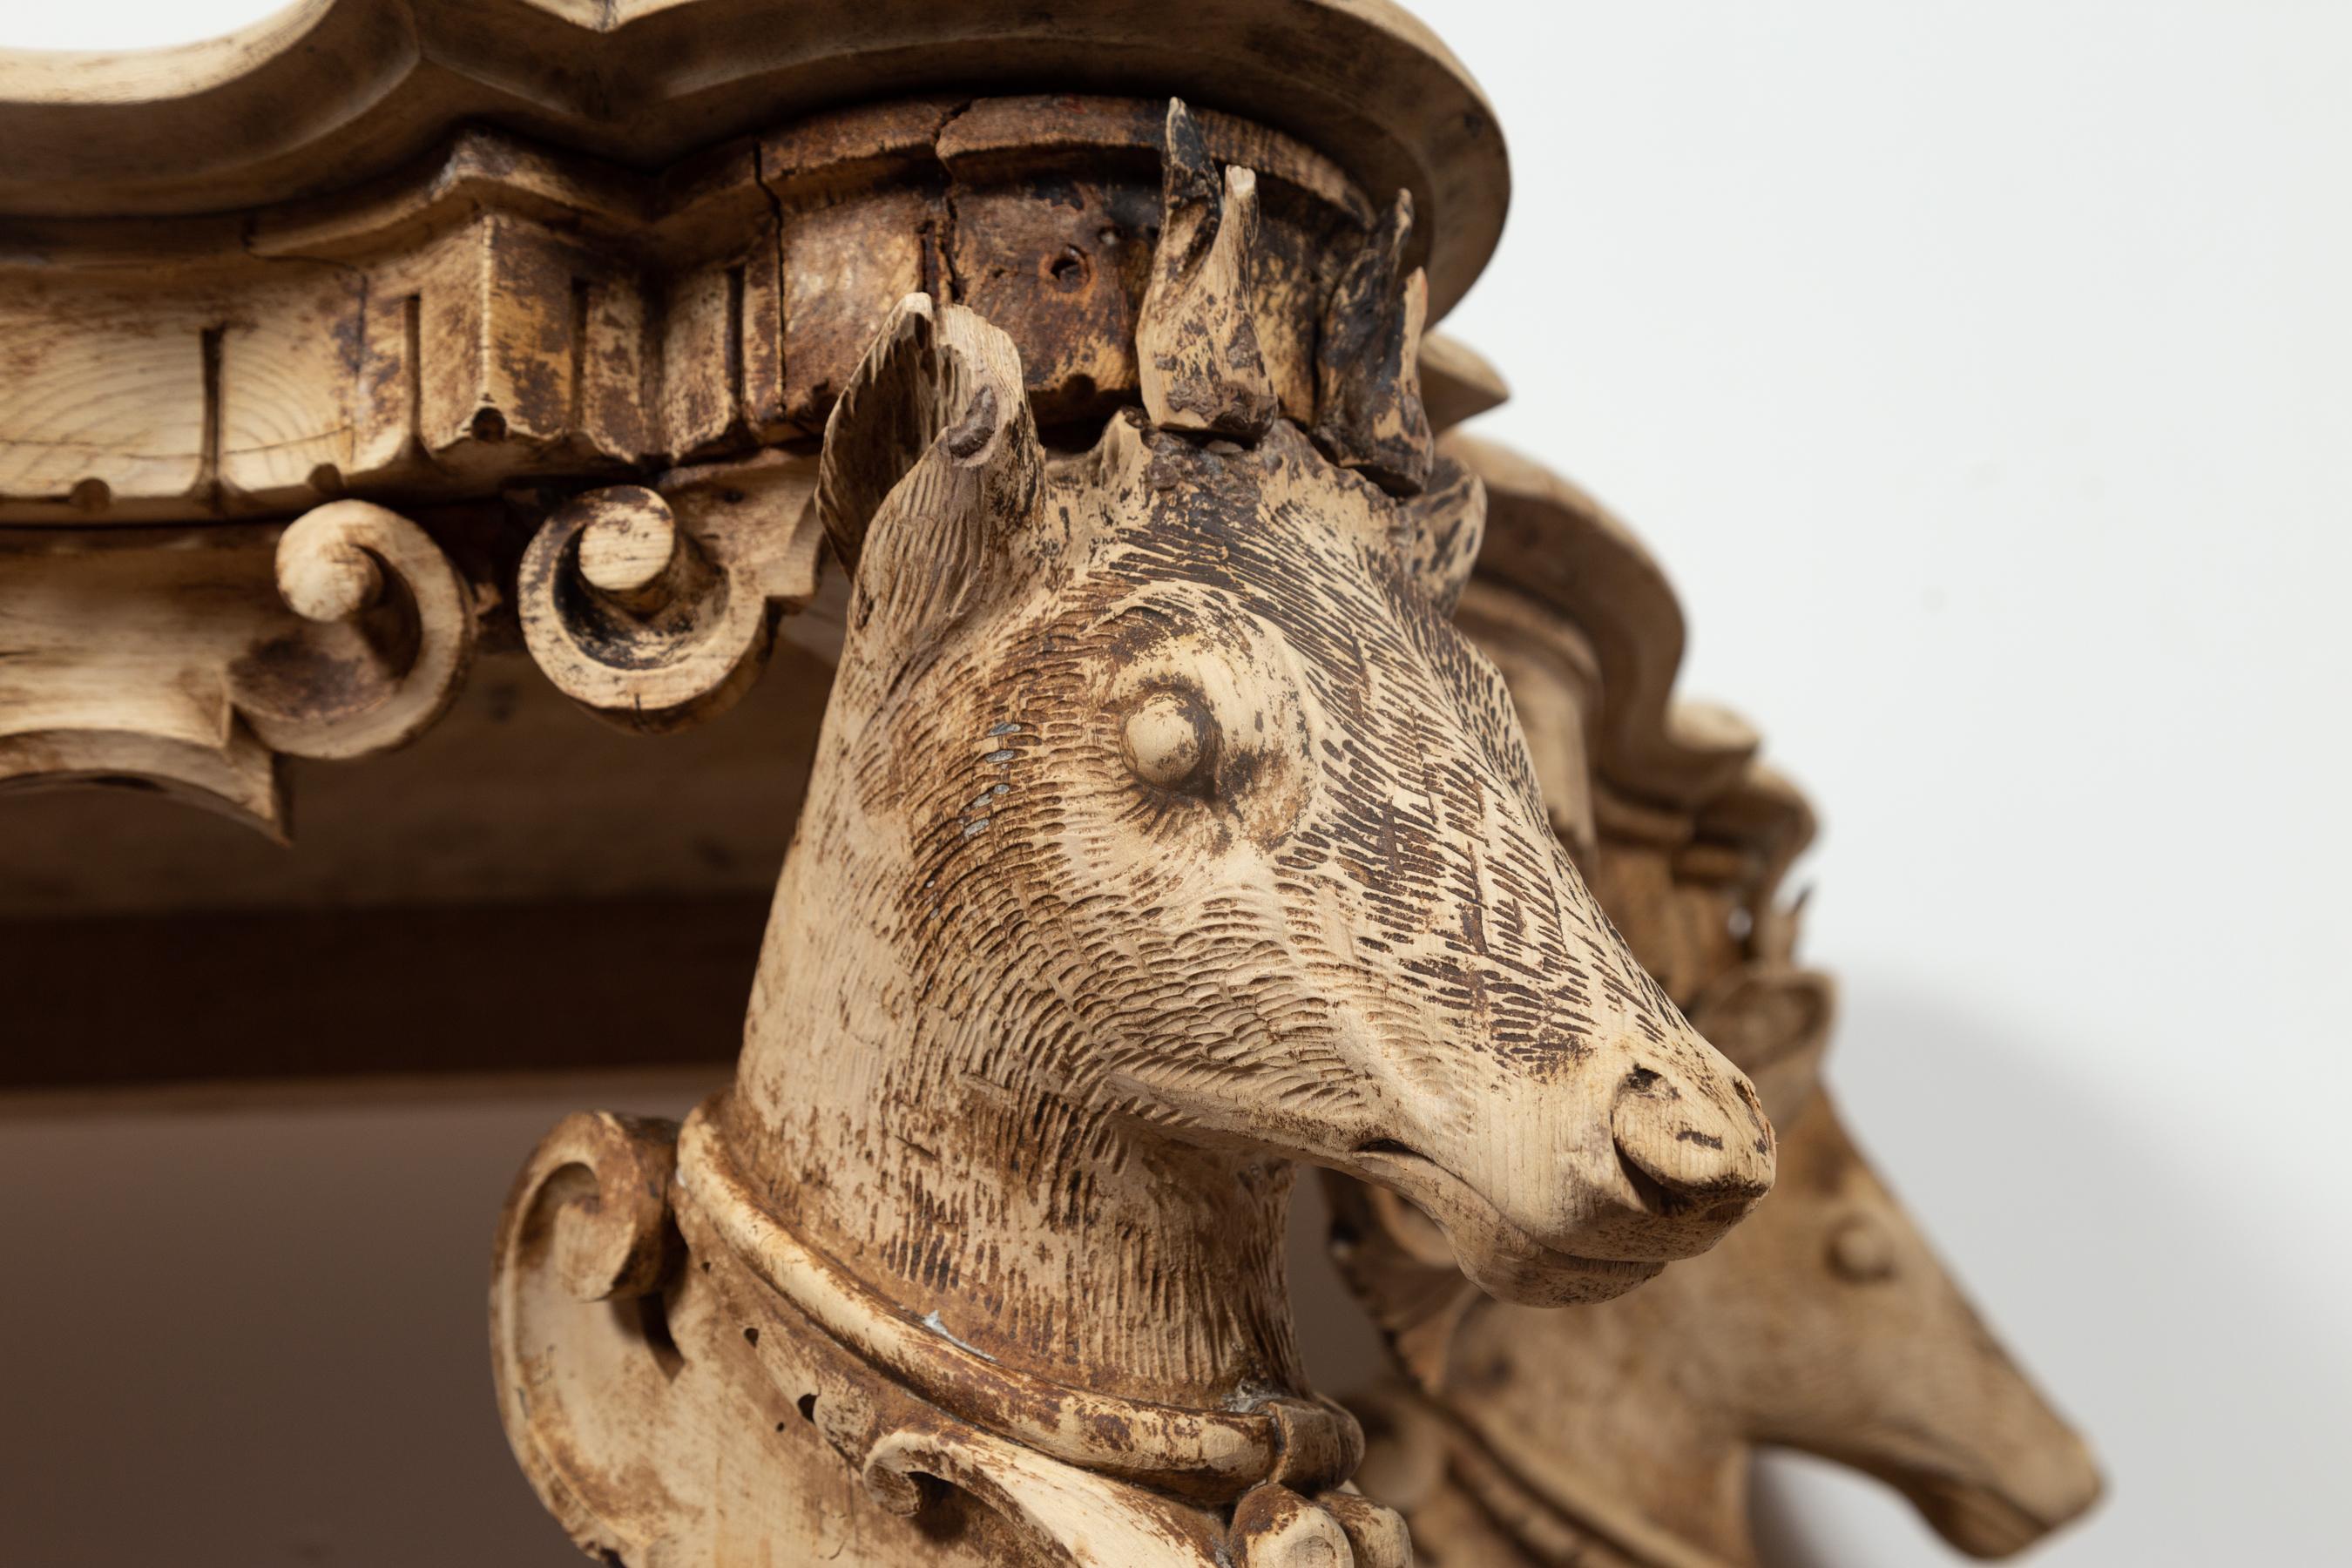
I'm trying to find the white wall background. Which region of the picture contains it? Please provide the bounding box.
[5,3,2348,1564]
[1424,3,2352,1562]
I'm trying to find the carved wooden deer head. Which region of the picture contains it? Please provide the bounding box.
[724,292,1774,1325]
[495,131,1783,1567]
[1683,969,2103,1558]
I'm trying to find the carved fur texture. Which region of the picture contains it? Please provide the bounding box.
[495,295,1775,1567]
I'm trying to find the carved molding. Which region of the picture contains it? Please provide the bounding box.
[0,0,1504,321]
[1449,432,1761,816]
[0,87,1476,830]
[1416,332,1509,435]
[0,97,1396,527]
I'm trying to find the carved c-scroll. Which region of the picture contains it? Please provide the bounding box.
[517,451,826,733]
[489,1112,687,1563]
[0,499,475,837]
[236,500,475,758]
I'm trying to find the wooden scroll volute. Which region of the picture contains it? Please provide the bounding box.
[238,501,476,760]
[0,499,476,837]
[517,453,826,733]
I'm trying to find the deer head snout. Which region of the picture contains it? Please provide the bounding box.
[1911,1424,2104,1557]
[1608,1061,1776,1249]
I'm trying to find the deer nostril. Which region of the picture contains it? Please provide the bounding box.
[1612,1064,1774,1220]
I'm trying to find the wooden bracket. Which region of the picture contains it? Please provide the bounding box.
[0,501,476,838]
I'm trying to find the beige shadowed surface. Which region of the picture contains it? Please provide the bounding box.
[1,3,2105,1565]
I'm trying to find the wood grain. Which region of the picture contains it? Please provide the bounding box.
[492,287,1773,1563]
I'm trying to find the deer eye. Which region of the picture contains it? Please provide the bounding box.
[1124,689,1217,794]
[1827,1216,1897,1283]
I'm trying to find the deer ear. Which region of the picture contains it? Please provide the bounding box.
[816,294,1044,641]
[1395,455,1485,614]
[1686,963,1837,1127]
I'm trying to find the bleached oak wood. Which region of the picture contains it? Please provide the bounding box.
[1334,439,2103,1566]
[0,501,475,836]
[490,287,1774,1565]
[0,9,2105,1565]
[0,0,1504,320]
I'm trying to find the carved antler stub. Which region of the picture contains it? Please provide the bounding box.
[1313,193,1434,496]
[1137,100,1278,441]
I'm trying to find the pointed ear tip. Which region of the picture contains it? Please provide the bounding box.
[886,291,939,332]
